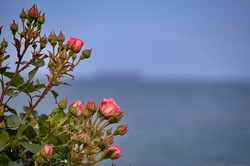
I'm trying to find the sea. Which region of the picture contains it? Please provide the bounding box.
[9,80,250,166]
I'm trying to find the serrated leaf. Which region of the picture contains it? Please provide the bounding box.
[5,115,23,128]
[28,67,39,81]
[3,72,24,87]
[0,130,9,151]
[50,90,58,104]
[31,58,45,67]
[21,142,42,153]
[0,67,10,74]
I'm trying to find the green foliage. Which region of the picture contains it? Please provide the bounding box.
[0,4,126,166]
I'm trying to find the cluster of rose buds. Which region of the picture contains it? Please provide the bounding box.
[45,97,127,164]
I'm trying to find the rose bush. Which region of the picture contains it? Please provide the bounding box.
[0,5,128,166]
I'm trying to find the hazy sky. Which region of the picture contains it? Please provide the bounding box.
[1,0,250,82]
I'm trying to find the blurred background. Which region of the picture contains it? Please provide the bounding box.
[1,0,250,165]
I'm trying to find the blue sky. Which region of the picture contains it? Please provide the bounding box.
[1,0,250,82]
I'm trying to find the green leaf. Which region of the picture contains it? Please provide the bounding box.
[6,88,18,98]
[34,83,46,90]
[54,145,70,154]
[31,58,45,67]
[25,126,37,140]
[0,130,9,151]
[50,90,58,104]
[4,105,17,115]
[16,125,28,138]
[3,72,24,87]
[0,67,10,74]
[38,114,49,135]
[28,67,39,81]
[18,83,35,93]
[31,110,38,119]
[0,152,10,165]
[5,115,23,128]
[21,142,42,153]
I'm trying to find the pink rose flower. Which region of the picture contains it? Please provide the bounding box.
[68,100,85,117]
[40,145,53,158]
[67,38,84,53]
[100,98,122,118]
[108,145,122,160]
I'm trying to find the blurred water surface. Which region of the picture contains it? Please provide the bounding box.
[10,81,250,166]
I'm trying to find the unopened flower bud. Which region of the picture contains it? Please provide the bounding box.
[40,145,53,158]
[0,121,5,129]
[28,5,39,19]
[10,21,18,34]
[86,100,97,113]
[1,38,8,48]
[108,145,122,160]
[72,133,89,144]
[37,13,45,24]
[20,9,27,21]
[48,31,57,42]
[0,105,4,117]
[59,50,68,61]
[115,125,128,135]
[57,31,65,42]
[68,100,85,117]
[58,99,67,110]
[81,49,92,59]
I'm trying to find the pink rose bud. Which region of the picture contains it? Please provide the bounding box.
[59,51,68,61]
[20,9,27,20]
[68,100,85,117]
[48,31,57,46]
[10,21,18,34]
[86,100,97,113]
[0,105,4,117]
[58,99,67,110]
[108,145,122,160]
[99,98,122,119]
[1,38,8,48]
[72,133,89,144]
[37,13,45,24]
[80,49,92,59]
[57,31,65,42]
[28,5,39,19]
[67,38,84,53]
[40,145,53,158]
[115,125,128,135]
